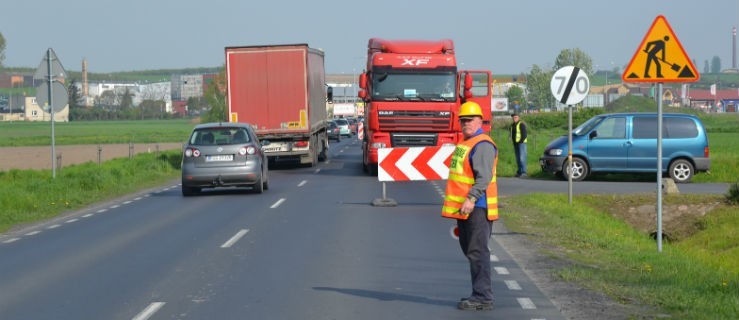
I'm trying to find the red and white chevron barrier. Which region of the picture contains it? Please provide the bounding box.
[357,121,364,140]
[377,146,455,181]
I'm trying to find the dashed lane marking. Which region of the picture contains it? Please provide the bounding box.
[97,209,107,213]
[3,238,20,244]
[517,297,537,309]
[314,169,321,174]
[82,213,94,218]
[132,302,166,320]
[270,198,286,209]
[47,224,60,229]
[494,267,510,275]
[490,254,499,262]
[298,180,307,187]
[65,219,78,224]
[25,231,41,236]
[504,280,522,290]
[221,229,249,248]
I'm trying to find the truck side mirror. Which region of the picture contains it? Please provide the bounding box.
[464,73,473,90]
[326,86,334,103]
[359,73,367,89]
[358,90,367,99]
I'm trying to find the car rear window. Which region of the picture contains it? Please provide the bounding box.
[335,119,349,126]
[191,127,251,145]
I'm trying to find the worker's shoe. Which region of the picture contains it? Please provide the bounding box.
[457,299,493,311]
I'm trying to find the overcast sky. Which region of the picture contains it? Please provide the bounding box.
[2,0,737,75]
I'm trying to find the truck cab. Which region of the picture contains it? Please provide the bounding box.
[357,38,492,175]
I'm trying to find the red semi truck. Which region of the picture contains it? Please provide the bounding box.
[225,44,331,166]
[357,38,493,175]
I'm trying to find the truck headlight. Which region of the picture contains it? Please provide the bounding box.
[548,149,563,156]
[371,142,386,148]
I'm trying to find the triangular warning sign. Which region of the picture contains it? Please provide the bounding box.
[622,15,699,83]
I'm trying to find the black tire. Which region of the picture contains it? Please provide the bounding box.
[318,139,328,162]
[368,164,378,176]
[562,157,589,182]
[668,159,694,183]
[254,174,264,194]
[182,186,200,197]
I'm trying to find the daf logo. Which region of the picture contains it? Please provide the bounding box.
[439,111,451,116]
[379,111,394,116]
[401,58,430,66]
[217,147,223,152]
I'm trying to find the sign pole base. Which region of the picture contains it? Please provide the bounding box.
[372,182,397,207]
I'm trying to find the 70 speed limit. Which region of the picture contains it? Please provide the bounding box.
[550,66,590,105]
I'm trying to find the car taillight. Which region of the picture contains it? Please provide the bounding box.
[241,146,256,155]
[704,146,709,158]
[294,141,309,148]
[185,148,201,157]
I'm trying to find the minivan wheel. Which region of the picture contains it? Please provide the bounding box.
[669,159,694,183]
[563,157,589,182]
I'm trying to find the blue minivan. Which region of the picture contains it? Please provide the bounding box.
[539,113,710,183]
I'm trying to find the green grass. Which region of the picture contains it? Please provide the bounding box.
[0,119,195,146]
[503,194,739,319]
[0,151,181,232]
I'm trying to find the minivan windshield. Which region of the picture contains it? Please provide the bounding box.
[573,115,605,136]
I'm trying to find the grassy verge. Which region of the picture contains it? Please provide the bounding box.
[502,193,739,319]
[0,151,182,232]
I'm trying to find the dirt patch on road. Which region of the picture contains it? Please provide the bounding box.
[0,143,184,171]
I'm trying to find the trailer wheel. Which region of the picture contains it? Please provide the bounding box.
[318,138,328,162]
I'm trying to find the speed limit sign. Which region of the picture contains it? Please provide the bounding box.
[551,66,590,105]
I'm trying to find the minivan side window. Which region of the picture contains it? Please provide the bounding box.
[665,117,698,138]
[595,117,626,139]
[633,116,698,139]
[633,117,660,139]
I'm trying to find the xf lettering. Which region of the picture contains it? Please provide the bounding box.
[401,58,430,66]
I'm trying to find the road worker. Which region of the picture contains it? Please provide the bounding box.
[441,101,498,311]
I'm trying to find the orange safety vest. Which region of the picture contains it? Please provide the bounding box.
[441,134,499,221]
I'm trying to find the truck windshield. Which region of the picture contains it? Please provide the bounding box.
[371,72,457,102]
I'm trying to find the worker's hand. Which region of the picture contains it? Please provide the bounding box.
[461,199,475,215]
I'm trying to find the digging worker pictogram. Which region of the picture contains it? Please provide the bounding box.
[644,36,669,78]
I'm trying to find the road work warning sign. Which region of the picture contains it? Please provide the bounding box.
[622,15,699,83]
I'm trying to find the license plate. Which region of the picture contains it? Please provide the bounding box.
[206,154,233,162]
[262,146,284,153]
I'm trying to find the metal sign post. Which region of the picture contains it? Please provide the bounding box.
[34,48,68,179]
[551,66,590,205]
[657,83,664,252]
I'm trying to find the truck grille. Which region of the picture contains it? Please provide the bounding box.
[391,133,438,147]
[378,110,451,131]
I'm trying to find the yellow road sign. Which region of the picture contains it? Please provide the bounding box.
[622,15,699,83]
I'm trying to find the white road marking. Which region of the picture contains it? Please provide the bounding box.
[270,198,286,208]
[48,224,60,229]
[97,209,107,213]
[82,213,94,218]
[134,197,142,201]
[132,302,166,320]
[66,219,78,224]
[123,200,132,205]
[3,238,20,244]
[25,231,41,236]
[221,229,249,248]
[494,267,510,275]
[504,280,522,290]
[314,169,321,174]
[517,297,537,309]
[110,205,119,209]
[298,180,307,187]
[490,254,499,262]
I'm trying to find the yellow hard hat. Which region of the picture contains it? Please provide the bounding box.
[459,101,483,118]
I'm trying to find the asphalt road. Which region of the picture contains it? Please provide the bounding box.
[0,137,728,319]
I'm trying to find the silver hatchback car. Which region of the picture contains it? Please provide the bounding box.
[181,123,268,196]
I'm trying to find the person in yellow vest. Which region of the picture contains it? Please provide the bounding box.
[510,113,528,177]
[442,101,498,311]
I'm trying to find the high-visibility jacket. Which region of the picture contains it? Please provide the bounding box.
[512,121,527,143]
[441,133,499,221]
